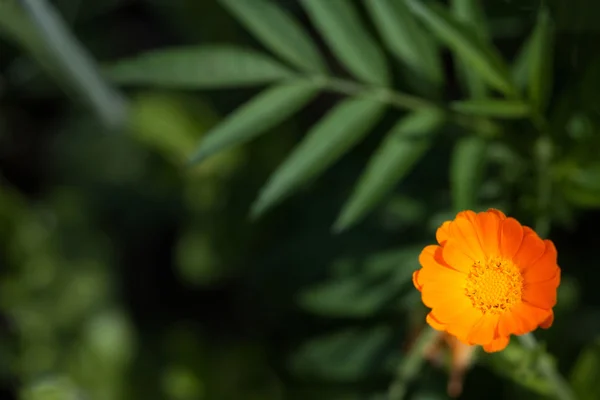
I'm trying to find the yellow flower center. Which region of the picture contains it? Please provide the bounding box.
[465,258,523,314]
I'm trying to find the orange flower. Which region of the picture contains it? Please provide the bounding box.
[413,209,560,352]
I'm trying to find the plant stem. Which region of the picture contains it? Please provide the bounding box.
[321,76,435,110]
[518,333,577,400]
[388,326,440,400]
[318,76,502,138]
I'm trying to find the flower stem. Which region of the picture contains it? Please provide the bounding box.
[388,326,440,400]
[518,333,577,400]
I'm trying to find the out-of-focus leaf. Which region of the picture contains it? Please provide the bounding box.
[188,80,319,165]
[18,0,127,128]
[562,163,600,208]
[298,246,422,317]
[570,338,600,400]
[218,0,326,73]
[334,109,446,232]
[450,136,488,212]
[106,46,295,89]
[408,0,513,95]
[299,277,397,317]
[128,92,218,162]
[175,229,222,286]
[21,377,81,400]
[527,8,554,112]
[511,30,535,91]
[487,340,553,396]
[451,0,489,98]
[300,0,389,85]
[251,98,385,217]
[363,0,442,96]
[289,326,392,381]
[451,99,530,118]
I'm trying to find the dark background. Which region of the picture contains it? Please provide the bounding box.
[1,1,600,399]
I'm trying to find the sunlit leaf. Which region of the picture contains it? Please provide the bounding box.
[251,98,385,217]
[188,80,319,165]
[527,8,554,112]
[451,99,530,118]
[300,0,389,85]
[451,0,489,98]
[450,136,488,212]
[218,0,327,73]
[106,46,295,89]
[570,338,600,400]
[408,0,513,95]
[334,109,446,232]
[363,0,442,96]
[289,326,392,381]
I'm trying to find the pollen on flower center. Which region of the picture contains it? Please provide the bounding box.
[465,258,523,314]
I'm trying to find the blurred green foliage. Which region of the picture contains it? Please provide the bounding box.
[1,0,600,399]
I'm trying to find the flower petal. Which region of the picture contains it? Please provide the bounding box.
[487,208,507,220]
[522,271,560,309]
[467,314,500,345]
[449,211,486,261]
[436,221,451,245]
[522,240,559,283]
[508,302,552,334]
[540,311,554,329]
[426,312,446,331]
[500,217,524,259]
[513,227,546,268]
[445,308,481,344]
[475,210,502,257]
[413,270,422,291]
[483,335,510,353]
[442,240,474,273]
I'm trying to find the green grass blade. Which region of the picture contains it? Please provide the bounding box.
[334,109,446,232]
[218,0,327,73]
[106,46,295,89]
[251,97,386,217]
[300,0,389,85]
[188,80,320,165]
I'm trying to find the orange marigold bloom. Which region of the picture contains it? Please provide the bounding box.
[413,209,560,352]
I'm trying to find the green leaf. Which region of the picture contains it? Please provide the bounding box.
[450,136,488,212]
[301,0,389,85]
[251,98,385,217]
[2,0,127,128]
[218,0,326,73]
[363,0,442,95]
[511,30,535,91]
[451,99,530,118]
[451,0,489,98]
[289,326,392,381]
[299,246,422,317]
[408,0,513,95]
[188,80,319,165]
[334,109,446,232]
[570,338,600,400]
[106,46,295,89]
[527,8,554,112]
